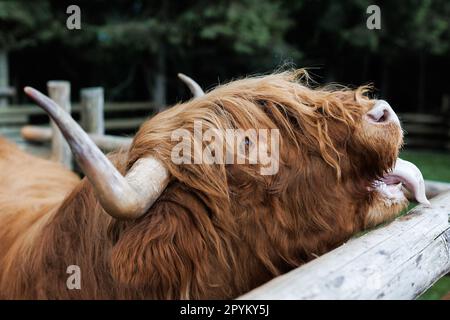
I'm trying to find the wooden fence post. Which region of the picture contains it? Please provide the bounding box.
[47,80,72,169]
[80,87,105,135]
[0,49,9,106]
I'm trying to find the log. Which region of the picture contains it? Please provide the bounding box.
[47,81,72,169]
[1,101,157,116]
[0,114,28,124]
[21,125,131,152]
[21,126,53,142]
[0,86,16,97]
[239,191,450,300]
[89,133,131,151]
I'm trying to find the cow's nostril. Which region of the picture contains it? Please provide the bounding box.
[366,100,400,125]
[368,109,388,123]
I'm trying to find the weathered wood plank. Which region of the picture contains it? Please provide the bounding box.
[0,86,16,97]
[398,113,443,125]
[21,125,131,152]
[0,102,157,117]
[0,127,22,135]
[89,134,132,152]
[403,137,446,149]
[20,125,52,141]
[402,124,447,136]
[239,191,450,300]
[0,105,47,116]
[102,102,158,112]
[0,114,28,124]
[104,117,148,130]
[1,104,151,134]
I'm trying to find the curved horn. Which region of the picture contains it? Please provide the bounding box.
[177,73,204,98]
[24,87,169,220]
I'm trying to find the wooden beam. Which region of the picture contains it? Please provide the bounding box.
[0,114,27,124]
[21,125,131,152]
[0,102,157,117]
[47,81,72,169]
[21,126,53,141]
[89,133,131,152]
[239,191,450,300]
[104,117,148,131]
[398,113,443,125]
[0,86,16,97]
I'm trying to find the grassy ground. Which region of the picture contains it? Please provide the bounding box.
[401,150,450,182]
[399,150,450,300]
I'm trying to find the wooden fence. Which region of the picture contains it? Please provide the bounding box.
[1,81,155,160]
[2,81,450,299]
[400,113,450,150]
[1,79,449,156]
[240,188,450,299]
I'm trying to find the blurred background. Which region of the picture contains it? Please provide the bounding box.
[0,0,449,299]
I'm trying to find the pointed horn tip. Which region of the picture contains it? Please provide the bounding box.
[24,86,42,100]
[24,86,34,95]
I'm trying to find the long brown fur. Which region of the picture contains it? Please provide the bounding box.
[0,71,406,299]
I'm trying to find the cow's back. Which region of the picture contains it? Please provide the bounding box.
[0,137,79,202]
[0,137,80,297]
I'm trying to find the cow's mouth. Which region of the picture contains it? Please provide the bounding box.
[372,158,430,206]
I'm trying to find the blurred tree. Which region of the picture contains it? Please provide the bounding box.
[49,0,298,106]
[0,0,54,104]
[289,0,449,110]
[2,0,448,113]
[338,0,449,110]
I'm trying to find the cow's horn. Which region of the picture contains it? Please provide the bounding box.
[178,73,204,98]
[24,87,169,220]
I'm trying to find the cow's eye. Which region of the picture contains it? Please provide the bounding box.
[239,136,253,155]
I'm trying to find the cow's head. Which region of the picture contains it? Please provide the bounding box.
[25,70,428,263]
[137,71,428,229]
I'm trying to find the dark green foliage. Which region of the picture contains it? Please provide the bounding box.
[0,0,448,107]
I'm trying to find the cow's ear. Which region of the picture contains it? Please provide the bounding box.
[109,199,213,299]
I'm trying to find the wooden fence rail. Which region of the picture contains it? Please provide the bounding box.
[399,113,450,150]
[0,82,155,157]
[21,125,131,152]
[4,109,449,152]
[239,191,450,300]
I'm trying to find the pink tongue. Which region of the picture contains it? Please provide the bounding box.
[382,158,430,206]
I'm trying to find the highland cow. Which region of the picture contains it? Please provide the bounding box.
[0,71,428,299]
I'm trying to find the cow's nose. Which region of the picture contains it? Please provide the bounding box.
[366,100,400,125]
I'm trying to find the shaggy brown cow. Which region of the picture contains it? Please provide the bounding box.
[0,71,428,299]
